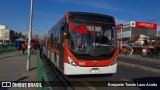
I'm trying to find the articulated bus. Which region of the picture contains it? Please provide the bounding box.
[43,12,119,75]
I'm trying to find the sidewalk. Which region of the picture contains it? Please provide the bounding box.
[0,51,37,90]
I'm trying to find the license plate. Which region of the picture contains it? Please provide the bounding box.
[90,68,99,74]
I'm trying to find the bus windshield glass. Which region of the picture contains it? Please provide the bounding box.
[68,22,116,55]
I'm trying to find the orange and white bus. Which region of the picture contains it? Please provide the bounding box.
[43,12,119,75]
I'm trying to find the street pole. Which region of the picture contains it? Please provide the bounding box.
[130,25,132,40]
[27,0,34,71]
[120,25,123,53]
[157,30,158,37]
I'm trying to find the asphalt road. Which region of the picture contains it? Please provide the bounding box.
[118,55,160,70]
[64,63,160,90]
[42,55,160,90]
[1,51,159,90]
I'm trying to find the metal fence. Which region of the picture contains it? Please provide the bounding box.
[147,51,160,59]
[121,48,160,59]
[36,49,52,90]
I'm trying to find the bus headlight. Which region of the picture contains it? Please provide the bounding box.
[67,55,77,66]
[111,56,117,65]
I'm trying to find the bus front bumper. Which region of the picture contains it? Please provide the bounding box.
[64,63,117,75]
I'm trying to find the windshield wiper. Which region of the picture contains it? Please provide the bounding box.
[83,24,96,55]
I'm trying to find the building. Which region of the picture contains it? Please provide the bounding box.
[116,21,157,40]
[116,21,158,49]
[0,25,14,45]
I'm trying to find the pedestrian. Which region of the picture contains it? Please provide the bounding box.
[31,43,35,54]
[15,41,19,51]
[130,48,134,55]
[142,48,147,57]
[37,42,41,50]
[21,43,26,54]
[124,48,128,56]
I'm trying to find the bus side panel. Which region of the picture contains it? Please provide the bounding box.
[50,51,55,65]
[47,49,50,59]
[58,21,67,71]
[43,46,47,57]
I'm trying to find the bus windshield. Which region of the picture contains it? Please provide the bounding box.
[68,22,116,55]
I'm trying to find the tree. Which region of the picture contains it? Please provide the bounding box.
[13,32,19,39]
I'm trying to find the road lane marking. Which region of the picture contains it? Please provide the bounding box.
[80,81,96,90]
[118,61,160,74]
[119,77,131,81]
[118,55,160,64]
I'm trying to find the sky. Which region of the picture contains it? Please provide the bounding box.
[0,0,160,36]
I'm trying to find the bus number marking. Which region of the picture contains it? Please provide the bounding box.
[79,62,85,66]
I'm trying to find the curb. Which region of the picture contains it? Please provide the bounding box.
[118,61,160,74]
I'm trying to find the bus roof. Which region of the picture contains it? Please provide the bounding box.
[48,12,114,33]
[67,12,115,24]
[67,12,114,18]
